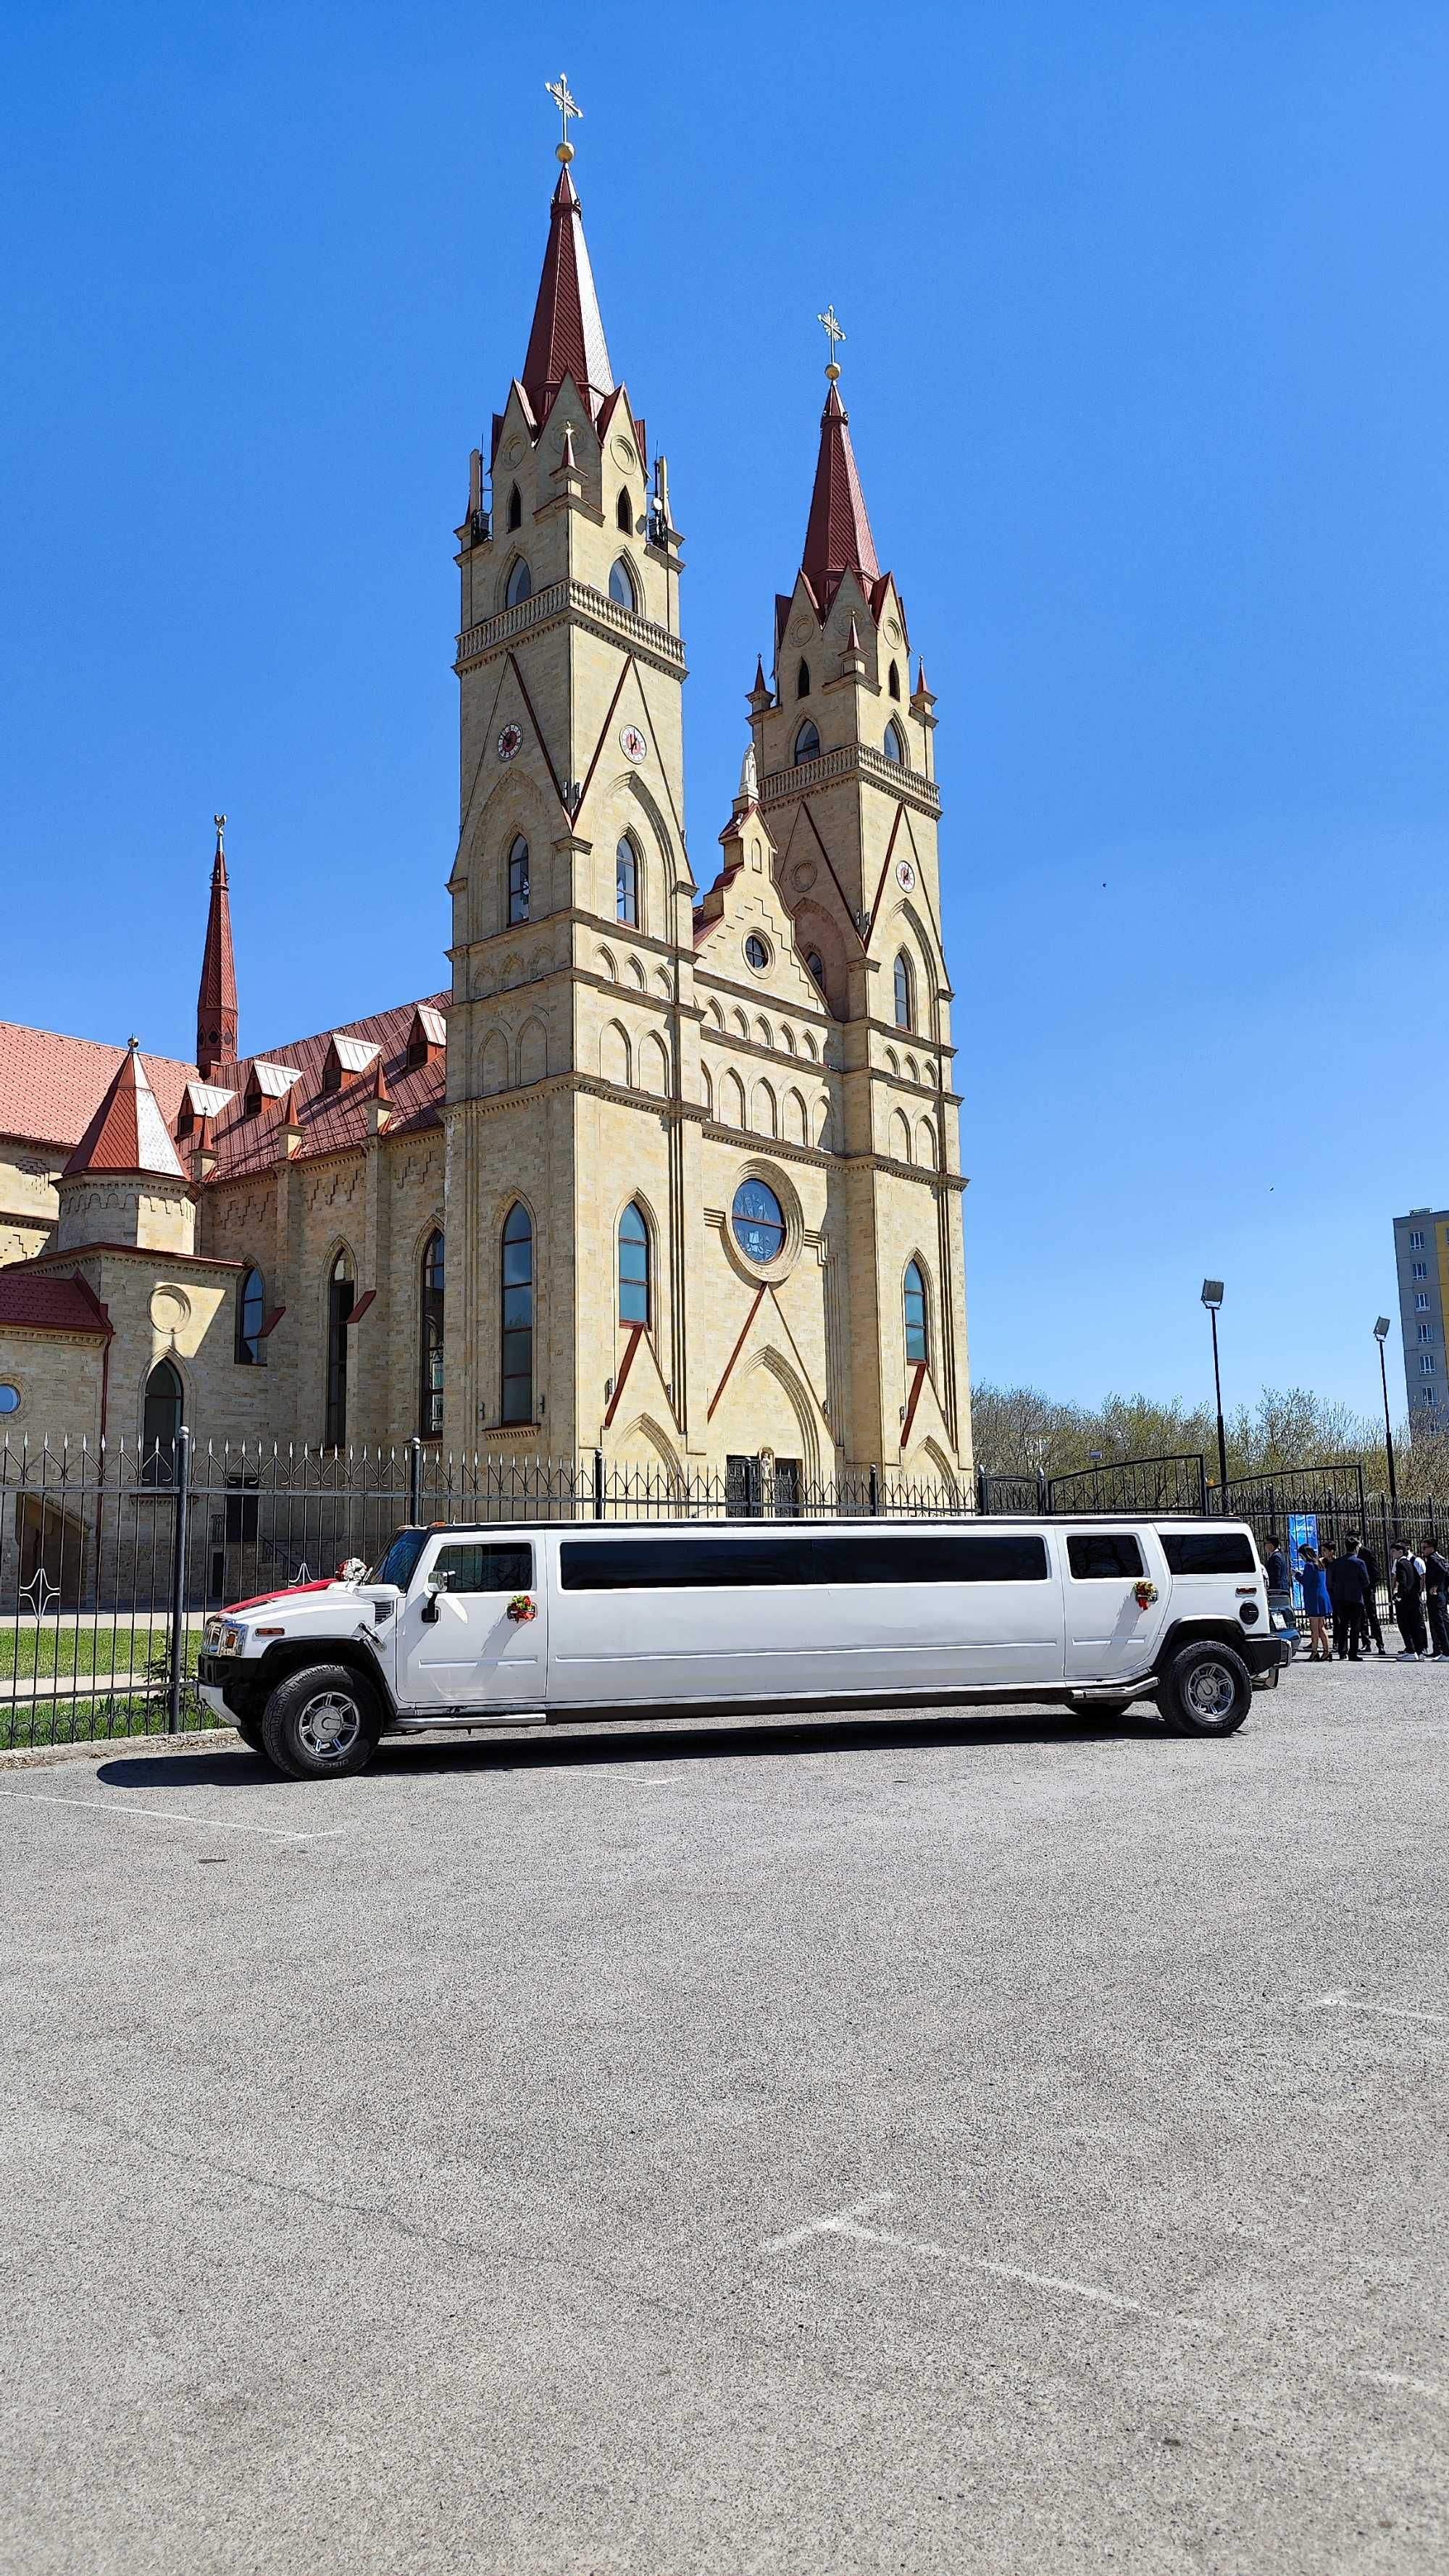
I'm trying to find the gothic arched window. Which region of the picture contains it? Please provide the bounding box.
[505,556,533,609]
[794,718,820,762]
[501,1204,533,1425]
[506,485,522,531]
[609,556,638,611]
[616,837,638,926]
[616,488,632,532]
[882,719,905,764]
[419,1231,445,1437]
[904,1261,929,1366]
[888,661,901,701]
[894,951,914,1031]
[141,1358,183,1486]
[235,1266,265,1366]
[507,835,530,924]
[325,1250,354,1447]
[806,950,826,991]
[797,659,811,699]
[618,1201,651,1326]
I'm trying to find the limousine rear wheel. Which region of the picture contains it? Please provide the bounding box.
[1157,1640,1252,1737]
[261,1663,380,1780]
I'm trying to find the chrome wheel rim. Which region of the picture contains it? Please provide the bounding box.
[296,1689,362,1763]
[1185,1660,1235,1721]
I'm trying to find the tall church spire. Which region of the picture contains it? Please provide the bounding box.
[521,156,614,422]
[801,381,880,604]
[196,814,238,1076]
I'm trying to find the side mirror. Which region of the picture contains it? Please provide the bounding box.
[419,1582,442,1625]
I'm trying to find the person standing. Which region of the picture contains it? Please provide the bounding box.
[1352,1534,1387,1655]
[1424,1539,1449,1660]
[1392,1543,1428,1657]
[1264,1533,1290,1596]
[1298,1544,1333,1660]
[1329,1542,1369,1660]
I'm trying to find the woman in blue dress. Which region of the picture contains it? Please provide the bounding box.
[1298,1544,1332,1661]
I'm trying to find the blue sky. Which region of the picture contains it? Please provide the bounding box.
[3,2,1445,1420]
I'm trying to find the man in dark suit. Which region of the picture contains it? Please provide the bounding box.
[1350,1535,1387,1655]
[1264,1534,1290,1596]
[1424,1541,1449,1660]
[1329,1544,1370,1660]
[1392,1544,1428,1657]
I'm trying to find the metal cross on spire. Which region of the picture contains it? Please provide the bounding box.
[546,73,582,162]
[817,304,846,380]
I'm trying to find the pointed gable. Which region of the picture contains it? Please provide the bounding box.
[522,164,614,423]
[62,1042,186,1182]
[801,383,880,608]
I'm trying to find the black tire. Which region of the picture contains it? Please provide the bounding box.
[233,1715,266,1754]
[260,1663,380,1780]
[1156,1639,1253,1737]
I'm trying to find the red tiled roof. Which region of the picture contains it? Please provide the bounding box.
[205,992,450,1182]
[522,164,614,423]
[62,1042,186,1181]
[0,1021,196,1153]
[0,1270,111,1337]
[801,382,881,606]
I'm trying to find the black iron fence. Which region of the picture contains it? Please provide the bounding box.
[0,1434,967,1750]
[7,1431,1446,1752]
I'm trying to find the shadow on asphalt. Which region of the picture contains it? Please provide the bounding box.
[96,1705,1167,1792]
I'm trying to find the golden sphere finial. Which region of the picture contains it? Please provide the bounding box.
[556,139,574,164]
[825,360,842,382]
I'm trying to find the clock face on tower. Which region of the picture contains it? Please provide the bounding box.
[497,723,523,762]
[895,858,916,891]
[619,724,648,764]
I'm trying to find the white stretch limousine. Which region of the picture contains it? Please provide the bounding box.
[197,1515,1293,1779]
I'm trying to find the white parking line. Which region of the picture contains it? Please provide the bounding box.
[1303,1991,1447,2026]
[763,2191,1156,2317]
[0,1785,346,1844]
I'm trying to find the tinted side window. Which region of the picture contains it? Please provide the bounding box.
[1066,1533,1144,1579]
[560,1537,806,1590]
[431,1543,533,1594]
[806,1533,1048,1585]
[1160,1531,1256,1576]
[558,1532,1050,1591]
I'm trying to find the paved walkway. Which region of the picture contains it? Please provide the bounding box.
[1,1662,1444,2572]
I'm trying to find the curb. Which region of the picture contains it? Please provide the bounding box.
[0,1727,241,1772]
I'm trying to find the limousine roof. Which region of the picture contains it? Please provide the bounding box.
[402,1515,1253,1536]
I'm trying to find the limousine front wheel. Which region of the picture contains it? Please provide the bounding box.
[1157,1640,1253,1737]
[262,1663,380,1780]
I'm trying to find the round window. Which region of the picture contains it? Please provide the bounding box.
[744,934,770,973]
[732,1179,785,1265]
[0,1384,19,1414]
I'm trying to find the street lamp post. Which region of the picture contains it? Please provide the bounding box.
[1374,1316,1399,1517]
[1201,1280,1228,1506]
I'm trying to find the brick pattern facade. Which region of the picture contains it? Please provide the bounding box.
[0,149,972,1496]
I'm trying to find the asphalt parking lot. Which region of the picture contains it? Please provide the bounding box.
[2,1660,1445,2575]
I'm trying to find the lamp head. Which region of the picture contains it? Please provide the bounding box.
[1201,1279,1224,1310]
[1374,1317,1392,1342]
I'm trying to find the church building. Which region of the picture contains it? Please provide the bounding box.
[0,112,972,1510]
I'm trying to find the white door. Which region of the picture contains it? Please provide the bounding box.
[398,1536,543,1710]
[1059,1529,1165,1682]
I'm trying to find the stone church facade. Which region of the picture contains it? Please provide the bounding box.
[0,133,971,1508]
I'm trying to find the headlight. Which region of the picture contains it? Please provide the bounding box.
[204,1618,243,1657]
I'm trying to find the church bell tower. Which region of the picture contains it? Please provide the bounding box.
[442,83,695,1452]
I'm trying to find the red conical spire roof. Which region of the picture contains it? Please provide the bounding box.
[522,164,614,422]
[197,816,238,1076]
[63,1040,186,1182]
[801,382,880,603]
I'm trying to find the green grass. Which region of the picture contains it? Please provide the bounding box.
[0,1625,189,1681]
[0,1624,211,1749]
